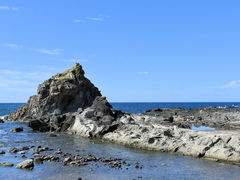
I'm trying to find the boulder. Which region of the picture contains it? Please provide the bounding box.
[28,119,49,132]
[16,159,34,170]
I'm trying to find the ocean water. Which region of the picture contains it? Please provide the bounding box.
[1,103,240,180]
[111,102,240,114]
[1,102,240,115]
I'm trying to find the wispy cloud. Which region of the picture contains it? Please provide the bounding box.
[0,69,53,80]
[138,72,149,75]
[0,43,64,56]
[74,15,109,23]
[36,48,63,55]
[86,17,103,21]
[68,58,88,63]
[222,80,240,88]
[0,6,19,11]
[0,68,56,95]
[1,43,19,49]
[74,19,85,23]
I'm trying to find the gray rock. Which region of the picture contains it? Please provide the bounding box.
[9,147,18,153]
[48,133,57,137]
[35,157,43,164]
[16,159,34,170]
[0,151,5,154]
[54,150,62,154]
[10,126,23,132]
[18,151,25,154]
[21,146,29,151]
[0,163,14,167]
[63,157,72,163]
[144,107,240,130]
[27,120,49,132]
[7,63,101,122]
[6,63,240,166]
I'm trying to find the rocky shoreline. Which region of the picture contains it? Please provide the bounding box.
[4,63,240,167]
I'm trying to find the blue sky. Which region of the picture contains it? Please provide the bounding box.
[0,0,240,102]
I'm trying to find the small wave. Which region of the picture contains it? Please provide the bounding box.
[0,115,8,120]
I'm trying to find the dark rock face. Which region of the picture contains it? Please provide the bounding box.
[7,63,101,121]
[10,126,23,132]
[27,120,50,132]
[7,63,119,135]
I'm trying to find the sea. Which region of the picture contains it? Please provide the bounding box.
[1,102,240,180]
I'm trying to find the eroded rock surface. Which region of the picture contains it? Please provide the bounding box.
[8,63,101,121]
[7,63,240,165]
[103,114,240,164]
[144,107,240,129]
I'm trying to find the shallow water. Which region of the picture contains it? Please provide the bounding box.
[191,126,216,131]
[1,103,240,180]
[1,121,240,180]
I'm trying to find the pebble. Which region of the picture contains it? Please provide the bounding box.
[18,151,25,154]
[21,146,30,150]
[0,150,5,154]
[9,147,19,153]
[48,134,57,137]
[54,150,62,154]
[35,157,43,164]
[10,126,23,132]
[63,157,72,163]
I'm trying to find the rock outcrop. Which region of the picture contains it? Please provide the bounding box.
[102,114,240,165]
[7,63,113,133]
[7,63,240,166]
[69,96,122,138]
[144,107,240,130]
[7,63,101,121]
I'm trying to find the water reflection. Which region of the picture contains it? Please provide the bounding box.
[0,121,239,180]
[191,126,215,131]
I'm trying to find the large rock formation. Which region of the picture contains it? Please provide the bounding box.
[8,63,101,121]
[7,63,120,133]
[6,63,240,166]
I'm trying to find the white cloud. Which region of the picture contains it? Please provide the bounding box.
[74,16,109,23]
[138,72,149,75]
[68,58,88,63]
[36,48,63,55]
[86,17,103,21]
[0,69,53,80]
[1,43,19,49]
[74,19,85,23]
[11,7,19,11]
[222,80,240,88]
[0,6,9,10]
[0,68,57,96]
[0,6,19,11]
